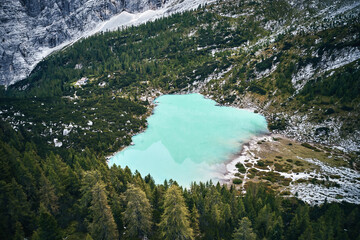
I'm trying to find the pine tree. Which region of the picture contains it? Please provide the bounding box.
[159,185,194,240]
[271,215,284,240]
[85,234,94,240]
[13,221,24,240]
[88,182,118,240]
[255,204,274,238]
[299,225,313,240]
[123,184,152,239]
[204,186,223,237]
[151,186,164,229]
[39,174,59,215]
[35,204,62,240]
[80,171,101,209]
[288,205,311,239]
[0,179,32,239]
[190,204,201,239]
[233,217,257,240]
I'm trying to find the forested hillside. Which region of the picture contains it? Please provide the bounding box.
[1,0,360,239]
[2,0,359,153]
[1,119,360,239]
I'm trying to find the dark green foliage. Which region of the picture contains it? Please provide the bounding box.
[255,56,274,72]
[324,108,335,115]
[190,204,201,240]
[301,143,317,151]
[2,9,238,99]
[257,160,265,167]
[0,96,146,156]
[34,205,62,240]
[13,221,25,240]
[233,217,257,240]
[233,179,243,185]
[295,161,304,166]
[282,41,293,50]
[341,105,353,111]
[236,163,246,173]
[88,182,118,240]
[248,84,267,95]
[1,119,360,239]
[1,1,359,165]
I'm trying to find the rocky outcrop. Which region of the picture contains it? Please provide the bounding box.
[0,0,166,85]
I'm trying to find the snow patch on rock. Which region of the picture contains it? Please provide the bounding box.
[54,138,63,147]
[289,158,360,205]
[1,0,216,86]
[291,64,315,92]
[292,47,360,92]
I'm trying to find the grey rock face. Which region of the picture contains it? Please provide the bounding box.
[0,0,166,85]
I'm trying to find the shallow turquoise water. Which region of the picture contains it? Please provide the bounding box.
[109,94,268,186]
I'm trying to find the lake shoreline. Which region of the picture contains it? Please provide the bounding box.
[106,93,266,164]
[107,93,268,186]
[220,132,282,186]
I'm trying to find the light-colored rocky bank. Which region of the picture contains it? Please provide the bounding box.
[222,133,360,205]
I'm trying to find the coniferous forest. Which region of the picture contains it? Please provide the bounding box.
[1,0,360,239]
[1,118,360,239]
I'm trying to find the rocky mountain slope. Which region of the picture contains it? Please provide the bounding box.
[0,0,218,86]
[0,0,166,86]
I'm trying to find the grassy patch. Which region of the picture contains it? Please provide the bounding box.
[239,135,356,192]
[252,136,349,169]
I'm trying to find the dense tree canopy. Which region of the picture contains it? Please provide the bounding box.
[0,118,360,239]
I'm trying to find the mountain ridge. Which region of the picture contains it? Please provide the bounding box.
[0,0,220,86]
[0,0,180,86]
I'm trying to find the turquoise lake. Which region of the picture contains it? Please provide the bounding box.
[109,94,268,186]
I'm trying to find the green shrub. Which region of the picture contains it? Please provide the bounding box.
[301,143,317,150]
[295,160,304,166]
[257,161,265,167]
[324,108,335,115]
[236,162,246,173]
[255,56,274,72]
[233,178,243,184]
